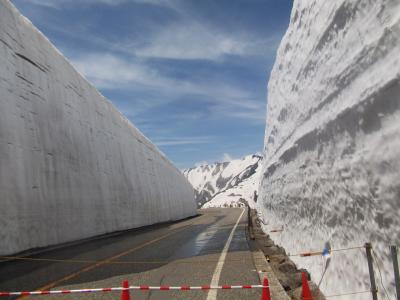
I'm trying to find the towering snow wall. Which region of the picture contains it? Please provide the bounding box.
[258,0,400,297]
[0,1,196,255]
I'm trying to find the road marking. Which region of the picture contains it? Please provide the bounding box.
[16,224,192,299]
[0,255,250,265]
[206,208,245,300]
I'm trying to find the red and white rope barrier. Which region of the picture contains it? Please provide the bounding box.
[289,245,365,257]
[0,284,267,297]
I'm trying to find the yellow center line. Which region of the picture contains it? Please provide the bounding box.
[16,223,193,299]
[0,256,248,265]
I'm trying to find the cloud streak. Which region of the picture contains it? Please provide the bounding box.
[70,52,265,122]
[23,0,155,8]
[27,0,279,62]
[134,22,278,61]
[153,136,213,147]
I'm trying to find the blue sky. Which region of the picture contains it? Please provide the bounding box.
[12,0,292,169]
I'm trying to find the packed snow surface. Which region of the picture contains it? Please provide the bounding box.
[0,1,196,255]
[183,154,262,208]
[258,0,400,298]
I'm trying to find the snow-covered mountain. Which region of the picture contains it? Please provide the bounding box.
[258,0,400,299]
[183,154,263,208]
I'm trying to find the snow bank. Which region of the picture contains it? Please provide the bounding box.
[0,1,196,255]
[258,0,400,298]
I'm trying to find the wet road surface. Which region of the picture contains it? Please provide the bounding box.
[0,208,261,299]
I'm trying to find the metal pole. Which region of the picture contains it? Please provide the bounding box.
[391,245,400,300]
[365,242,378,300]
[247,205,251,227]
[247,205,251,231]
[247,205,254,240]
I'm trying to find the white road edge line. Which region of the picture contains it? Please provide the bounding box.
[206,208,246,300]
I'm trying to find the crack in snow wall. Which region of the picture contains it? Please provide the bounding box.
[258,0,400,298]
[0,1,196,255]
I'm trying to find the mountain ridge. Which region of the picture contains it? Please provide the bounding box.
[183,154,263,208]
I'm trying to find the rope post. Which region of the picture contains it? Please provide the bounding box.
[261,277,270,300]
[365,243,378,300]
[121,280,131,300]
[248,205,255,240]
[391,245,400,300]
[247,205,251,229]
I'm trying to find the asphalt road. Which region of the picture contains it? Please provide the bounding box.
[0,208,261,299]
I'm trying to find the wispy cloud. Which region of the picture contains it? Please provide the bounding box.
[132,0,279,61]
[213,102,266,124]
[152,136,213,147]
[71,53,162,89]
[29,0,278,62]
[22,0,179,9]
[24,0,125,9]
[25,0,144,8]
[134,22,273,61]
[70,52,265,122]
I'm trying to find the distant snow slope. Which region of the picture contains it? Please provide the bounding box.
[258,0,400,298]
[183,154,262,208]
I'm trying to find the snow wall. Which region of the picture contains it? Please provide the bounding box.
[0,1,196,256]
[258,0,400,298]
